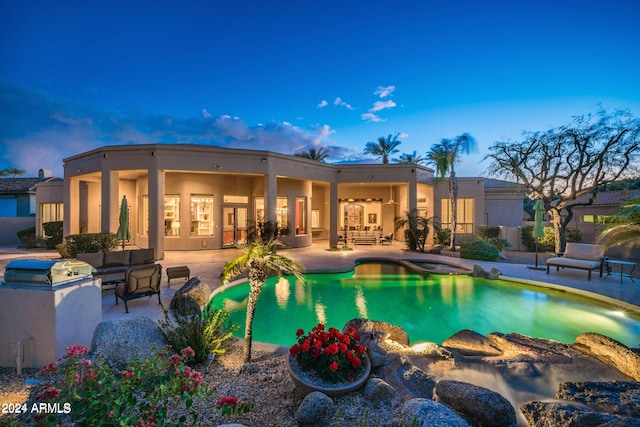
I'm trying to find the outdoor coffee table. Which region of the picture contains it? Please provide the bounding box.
[605,259,636,283]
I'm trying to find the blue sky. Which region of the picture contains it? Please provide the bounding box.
[1,0,639,178]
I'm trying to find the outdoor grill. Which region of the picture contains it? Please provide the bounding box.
[3,259,94,287]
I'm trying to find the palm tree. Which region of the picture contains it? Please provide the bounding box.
[294,146,331,162]
[392,151,426,164]
[4,167,26,178]
[427,133,476,251]
[395,209,436,252]
[599,196,640,249]
[221,240,304,363]
[364,134,402,164]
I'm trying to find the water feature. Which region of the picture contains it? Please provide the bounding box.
[210,261,640,348]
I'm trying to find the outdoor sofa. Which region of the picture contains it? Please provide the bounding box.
[76,248,156,286]
[546,242,606,281]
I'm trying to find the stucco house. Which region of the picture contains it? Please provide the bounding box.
[34,144,525,259]
[0,170,62,245]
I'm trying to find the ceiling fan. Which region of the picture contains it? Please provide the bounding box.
[386,184,399,205]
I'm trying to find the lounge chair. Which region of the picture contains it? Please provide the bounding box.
[380,233,393,245]
[546,243,605,281]
[115,264,162,313]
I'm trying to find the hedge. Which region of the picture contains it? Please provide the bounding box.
[42,221,64,249]
[63,233,119,257]
[460,239,500,261]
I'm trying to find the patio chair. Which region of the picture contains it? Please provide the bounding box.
[380,233,393,245]
[115,264,162,313]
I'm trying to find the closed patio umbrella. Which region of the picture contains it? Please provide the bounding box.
[116,195,130,250]
[531,199,545,269]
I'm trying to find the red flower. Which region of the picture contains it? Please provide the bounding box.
[296,328,305,337]
[216,397,238,406]
[289,344,300,356]
[313,339,323,350]
[350,356,362,369]
[180,347,195,358]
[323,343,339,355]
[301,342,310,352]
[354,344,364,354]
[339,343,348,353]
[329,361,339,371]
[121,371,134,378]
[340,334,351,345]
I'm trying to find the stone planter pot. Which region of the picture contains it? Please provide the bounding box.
[286,353,371,397]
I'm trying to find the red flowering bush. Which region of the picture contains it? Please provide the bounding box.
[35,344,211,426]
[289,323,367,383]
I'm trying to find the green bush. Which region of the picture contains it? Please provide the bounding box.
[521,225,582,252]
[42,221,64,249]
[477,225,501,239]
[433,228,451,246]
[460,238,500,261]
[16,226,38,248]
[56,243,72,258]
[159,301,239,364]
[484,237,511,251]
[64,232,118,257]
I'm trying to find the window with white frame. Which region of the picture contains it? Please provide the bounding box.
[40,202,63,237]
[441,198,474,233]
[191,195,214,236]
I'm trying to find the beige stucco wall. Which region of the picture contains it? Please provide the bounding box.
[0,279,101,368]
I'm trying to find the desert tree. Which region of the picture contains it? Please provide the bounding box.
[364,134,402,164]
[294,146,331,162]
[599,195,640,252]
[221,240,303,363]
[485,109,640,253]
[427,133,476,250]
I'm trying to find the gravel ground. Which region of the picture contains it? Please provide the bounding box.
[0,344,398,427]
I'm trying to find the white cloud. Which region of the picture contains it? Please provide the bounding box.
[317,99,328,108]
[374,85,395,98]
[398,132,409,138]
[370,100,396,112]
[333,97,354,110]
[361,112,385,122]
[201,109,212,118]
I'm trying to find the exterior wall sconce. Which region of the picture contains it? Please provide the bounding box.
[261,157,267,163]
[212,164,221,169]
[103,153,108,158]
[151,151,156,156]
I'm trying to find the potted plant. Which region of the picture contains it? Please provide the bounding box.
[287,323,370,396]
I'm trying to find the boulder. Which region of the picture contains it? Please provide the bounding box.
[442,329,503,356]
[90,317,167,368]
[520,401,637,426]
[471,265,502,280]
[429,245,442,254]
[576,333,640,381]
[170,277,211,316]
[435,380,517,427]
[343,318,410,346]
[295,391,335,426]
[363,377,398,403]
[556,381,640,417]
[400,365,436,399]
[399,398,471,427]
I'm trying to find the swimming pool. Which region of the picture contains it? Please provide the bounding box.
[209,261,640,348]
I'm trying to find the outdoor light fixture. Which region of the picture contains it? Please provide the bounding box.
[261,157,267,163]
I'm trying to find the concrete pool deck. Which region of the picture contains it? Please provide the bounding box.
[1,242,639,323]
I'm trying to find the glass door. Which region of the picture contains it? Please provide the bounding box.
[222,206,248,247]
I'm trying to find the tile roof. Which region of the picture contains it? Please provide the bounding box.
[0,177,60,193]
[574,189,640,206]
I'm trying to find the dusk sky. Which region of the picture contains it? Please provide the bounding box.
[1,1,639,178]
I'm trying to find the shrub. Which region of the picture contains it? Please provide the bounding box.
[433,228,451,246]
[64,232,118,257]
[35,344,211,426]
[56,243,72,258]
[460,239,500,261]
[159,301,239,364]
[521,225,582,252]
[484,237,511,251]
[477,225,501,239]
[16,226,38,248]
[42,221,63,249]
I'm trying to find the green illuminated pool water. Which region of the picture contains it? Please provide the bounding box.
[209,261,640,348]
